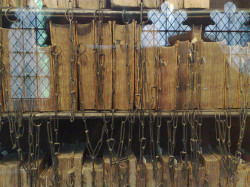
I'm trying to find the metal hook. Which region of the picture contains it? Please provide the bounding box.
[31,112,43,127]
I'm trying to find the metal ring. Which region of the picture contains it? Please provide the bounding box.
[5,8,18,23]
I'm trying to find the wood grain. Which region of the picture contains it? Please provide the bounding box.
[135,47,159,110]
[160,46,178,111]
[110,0,140,8]
[0,154,20,187]
[184,0,210,9]
[103,154,119,187]
[119,162,129,186]
[176,41,190,110]
[200,42,225,109]
[77,21,112,110]
[128,154,137,187]
[144,0,164,8]
[50,22,78,111]
[113,21,135,110]
[145,156,163,187]
[57,144,76,187]
[201,154,220,187]
[74,143,85,186]
[77,0,106,9]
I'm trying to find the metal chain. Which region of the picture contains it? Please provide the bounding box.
[66,0,76,123]
[77,22,107,187]
[48,46,62,186]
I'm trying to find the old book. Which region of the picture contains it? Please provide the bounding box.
[135,47,159,110]
[200,42,226,109]
[43,0,59,8]
[77,21,112,110]
[136,160,146,187]
[39,166,54,186]
[188,162,206,187]
[113,21,135,110]
[184,0,210,9]
[77,0,106,9]
[128,154,137,187]
[144,156,163,186]
[57,144,76,187]
[159,155,188,187]
[201,154,220,187]
[110,0,140,8]
[74,143,85,187]
[1,28,54,112]
[176,41,190,110]
[0,154,20,187]
[119,162,129,186]
[160,46,178,111]
[50,22,78,111]
[82,157,103,187]
[103,153,119,187]
[144,0,163,9]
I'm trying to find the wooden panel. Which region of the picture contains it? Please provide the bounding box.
[176,41,190,110]
[202,154,220,187]
[57,144,75,187]
[0,154,20,187]
[50,22,77,111]
[110,0,140,8]
[200,42,225,109]
[113,21,135,110]
[1,28,54,112]
[184,0,210,9]
[128,154,137,187]
[160,46,177,111]
[103,154,119,187]
[77,21,112,110]
[74,143,85,187]
[77,0,106,9]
